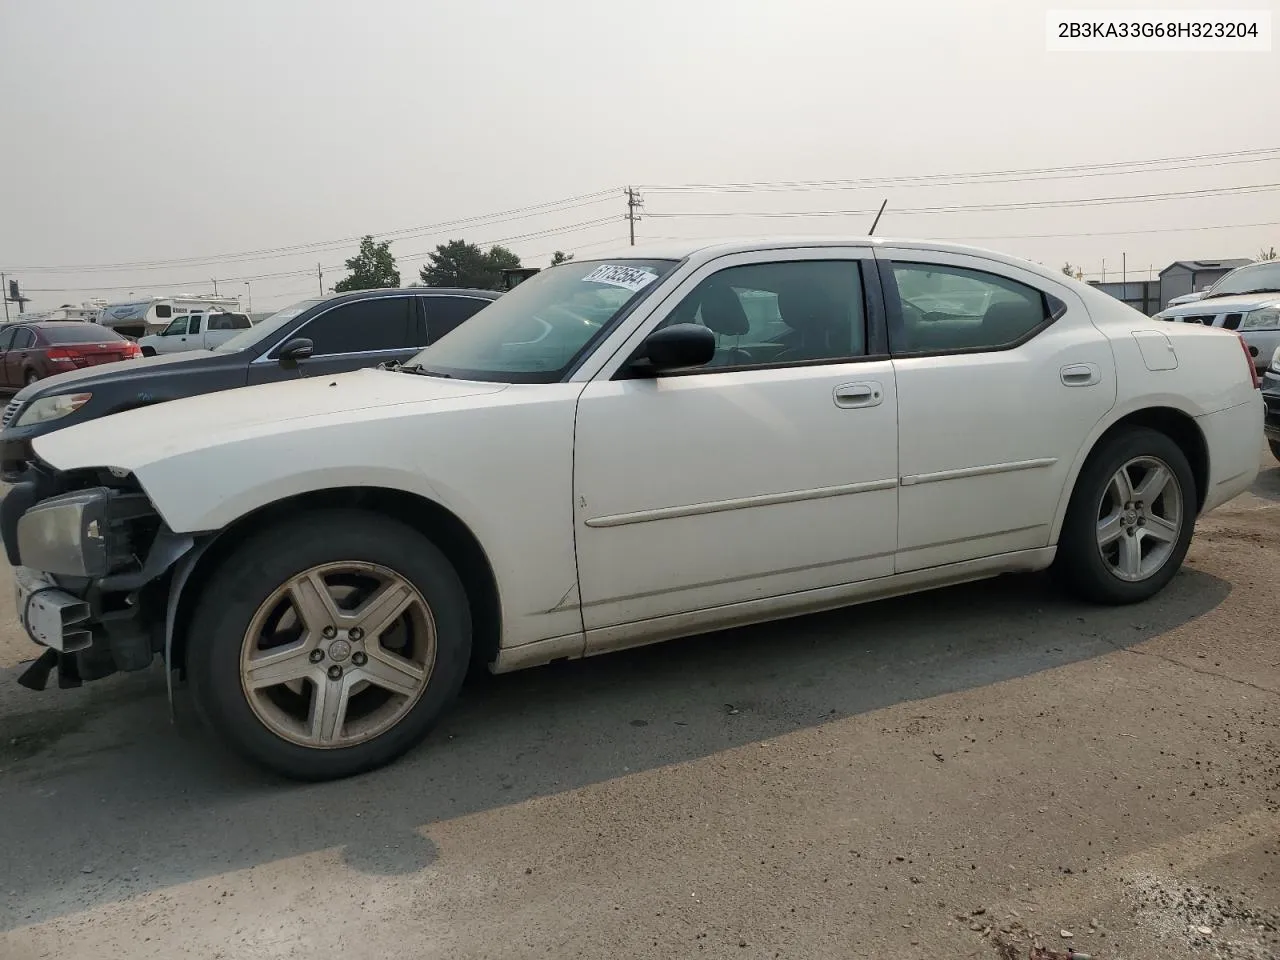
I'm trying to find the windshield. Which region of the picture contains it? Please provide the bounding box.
[1205,262,1280,298]
[213,299,322,352]
[408,259,678,382]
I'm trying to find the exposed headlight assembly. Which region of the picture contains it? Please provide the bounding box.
[14,393,92,427]
[17,487,157,578]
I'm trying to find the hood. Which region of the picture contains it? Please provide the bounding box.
[13,349,242,402]
[33,367,507,472]
[1160,292,1280,317]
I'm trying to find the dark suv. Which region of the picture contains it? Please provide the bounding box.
[0,287,499,479]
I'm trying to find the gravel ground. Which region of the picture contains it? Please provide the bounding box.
[0,457,1277,960]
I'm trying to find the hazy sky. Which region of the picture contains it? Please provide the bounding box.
[1,0,1277,312]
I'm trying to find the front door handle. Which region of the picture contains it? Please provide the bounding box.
[833,380,883,408]
[1060,363,1100,387]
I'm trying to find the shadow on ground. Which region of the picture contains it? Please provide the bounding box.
[0,565,1230,929]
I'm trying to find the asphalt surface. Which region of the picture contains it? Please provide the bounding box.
[0,460,1277,959]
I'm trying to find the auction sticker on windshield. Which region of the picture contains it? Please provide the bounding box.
[582,264,659,292]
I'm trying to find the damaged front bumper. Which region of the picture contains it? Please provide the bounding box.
[4,469,197,692]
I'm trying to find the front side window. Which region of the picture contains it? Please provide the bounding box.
[161,316,189,336]
[215,299,321,353]
[291,297,414,356]
[657,260,867,368]
[155,304,172,319]
[890,262,1048,353]
[410,259,678,383]
[0,328,17,351]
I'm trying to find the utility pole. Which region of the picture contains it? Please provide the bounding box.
[625,187,644,246]
[212,277,219,296]
[1101,258,1106,283]
[317,262,324,295]
[1,274,9,323]
[244,281,253,315]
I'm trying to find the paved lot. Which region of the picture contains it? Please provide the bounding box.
[0,462,1277,960]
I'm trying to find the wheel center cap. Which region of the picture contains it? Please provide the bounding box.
[1125,510,1138,524]
[327,639,352,662]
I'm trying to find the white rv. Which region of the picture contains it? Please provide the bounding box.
[98,295,243,339]
[6,299,107,325]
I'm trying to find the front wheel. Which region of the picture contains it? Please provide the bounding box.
[1269,439,1280,462]
[1055,427,1196,605]
[186,510,472,780]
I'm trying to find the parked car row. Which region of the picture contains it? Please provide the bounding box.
[0,287,499,479]
[1154,259,1280,374]
[1,238,1263,782]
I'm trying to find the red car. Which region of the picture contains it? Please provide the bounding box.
[0,321,142,390]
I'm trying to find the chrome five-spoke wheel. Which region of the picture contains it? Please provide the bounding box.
[1095,455,1183,583]
[240,561,437,749]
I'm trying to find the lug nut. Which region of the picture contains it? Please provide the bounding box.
[322,625,337,639]
[1126,527,1136,536]
[349,627,364,642]
[1137,518,1145,527]
[309,649,324,663]
[352,651,367,666]
[327,665,343,680]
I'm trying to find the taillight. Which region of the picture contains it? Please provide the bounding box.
[44,347,80,362]
[124,342,142,358]
[1237,334,1260,389]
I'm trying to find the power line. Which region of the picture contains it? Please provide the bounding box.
[643,182,1280,220]
[639,146,1280,194]
[5,189,620,274]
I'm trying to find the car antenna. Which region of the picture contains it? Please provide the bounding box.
[868,198,888,236]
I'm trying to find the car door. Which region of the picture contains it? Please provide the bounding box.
[422,295,492,345]
[880,248,1117,572]
[246,295,418,384]
[0,327,18,388]
[6,327,35,385]
[573,249,899,635]
[154,315,189,354]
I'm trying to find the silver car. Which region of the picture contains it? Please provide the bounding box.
[1154,261,1280,375]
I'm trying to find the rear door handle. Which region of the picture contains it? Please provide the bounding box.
[1060,363,1100,387]
[833,381,883,408]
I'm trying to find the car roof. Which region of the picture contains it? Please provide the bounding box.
[580,236,1069,285]
[318,287,501,306]
[3,320,113,330]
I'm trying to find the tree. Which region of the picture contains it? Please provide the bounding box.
[1061,262,1084,280]
[550,250,574,266]
[1258,246,1278,261]
[333,236,400,292]
[418,240,522,289]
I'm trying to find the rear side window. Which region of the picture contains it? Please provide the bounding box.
[889,262,1049,354]
[232,313,252,329]
[41,326,126,343]
[292,297,415,356]
[11,328,34,349]
[155,304,172,319]
[189,314,203,334]
[424,296,490,343]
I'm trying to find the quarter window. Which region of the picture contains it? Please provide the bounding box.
[890,262,1049,353]
[155,304,172,319]
[659,260,867,369]
[424,296,490,343]
[291,297,414,356]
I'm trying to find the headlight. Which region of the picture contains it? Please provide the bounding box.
[14,393,92,428]
[1242,308,1280,330]
[1153,311,1171,320]
[16,486,157,578]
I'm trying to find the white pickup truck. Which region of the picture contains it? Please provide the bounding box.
[137,310,253,356]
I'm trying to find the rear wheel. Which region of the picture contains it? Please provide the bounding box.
[187,510,472,780]
[141,346,156,357]
[23,370,38,386]
[1056,427,1196,604]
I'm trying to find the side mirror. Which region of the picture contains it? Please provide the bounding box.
[277,337,314,370]
[629,323,716,375]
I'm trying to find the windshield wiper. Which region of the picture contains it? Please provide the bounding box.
[1204,287,1280,299]
[388,362,452,378]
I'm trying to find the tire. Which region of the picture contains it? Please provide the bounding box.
[1269,439,1280,462]
[141,347,156,357]
[23,370,38,386]
[1055,427,1196,605]
[186,510,472,780]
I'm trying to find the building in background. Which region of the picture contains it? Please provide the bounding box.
[1157,259,1252,309]
[1090,279,1162,316]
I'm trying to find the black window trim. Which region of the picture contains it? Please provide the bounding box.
[879,256,1068,359]
[612,253,891,381]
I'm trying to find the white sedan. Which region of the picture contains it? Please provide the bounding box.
[7,238,1262,779]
